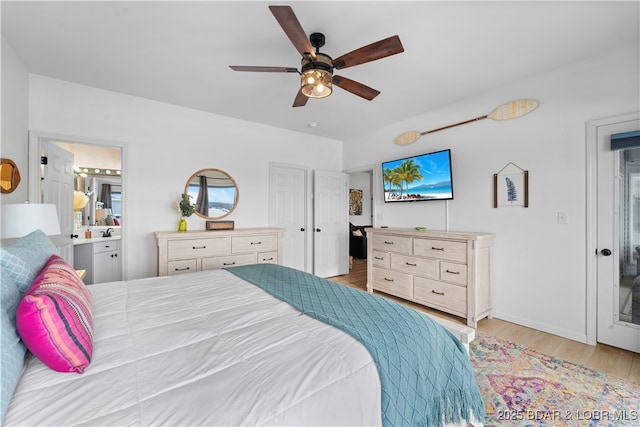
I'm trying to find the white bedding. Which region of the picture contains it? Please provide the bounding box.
[4,270,382,426]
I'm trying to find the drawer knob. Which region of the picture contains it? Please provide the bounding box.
[431,247,445,251]
[406,262,417,266]
[431,290,445,296]
[384,277,394,282]
[445,269,460,275]
[175,267,191,271]
[193,245,207,250]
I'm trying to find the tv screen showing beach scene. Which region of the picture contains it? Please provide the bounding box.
[382,149,454,203]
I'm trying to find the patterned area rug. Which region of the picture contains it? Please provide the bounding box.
[469,333,639,426]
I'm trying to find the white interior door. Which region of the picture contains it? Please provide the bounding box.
[595,116,640,353]
[269,164,308,272]
[313,170,348,278]
[43,141,75,262]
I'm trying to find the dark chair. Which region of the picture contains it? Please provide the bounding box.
[349,223,371,260]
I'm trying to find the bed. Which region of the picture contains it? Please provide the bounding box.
[1,230,484,426]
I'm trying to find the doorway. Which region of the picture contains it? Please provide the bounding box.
[28,132,124,272]
[587,112,640,353]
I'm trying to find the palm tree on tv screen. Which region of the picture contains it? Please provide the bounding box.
[397,159,424,197]
[384,160,423,198]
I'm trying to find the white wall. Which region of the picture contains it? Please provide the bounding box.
[343,44,640,343]
[27,75,343,280]
[0,38,29,205]
[348,172,372,226]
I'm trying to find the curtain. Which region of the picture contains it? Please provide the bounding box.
[100,184,112,209]
[611,130,640,151]
[196,175,209,216]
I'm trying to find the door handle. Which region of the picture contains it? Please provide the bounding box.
[315,228,321,232]
[600,248,612,256]
[300,228,305,232]
[70,233,78,239]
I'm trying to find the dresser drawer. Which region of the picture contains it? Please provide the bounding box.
[232,234,278,253]
[202,253,257,270]
[371,250,390,269]
[371,234,411,254]
[440,261,467,285]
[413,238,466,262]
[167,259,197,276]
[168,238,230,259]
[92,240,120,253]
[258,251,278,264]
[391,254,436,278]
[372,267,412,299]
[414,277,467,315]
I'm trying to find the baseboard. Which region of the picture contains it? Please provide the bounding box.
[491,311,589,345]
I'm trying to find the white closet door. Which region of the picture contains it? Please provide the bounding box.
[313,170,348,278]
[269,164,309,272]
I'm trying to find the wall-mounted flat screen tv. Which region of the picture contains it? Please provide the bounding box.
[382,149,454,203]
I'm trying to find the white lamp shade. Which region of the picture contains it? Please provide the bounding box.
[1,203,61,238]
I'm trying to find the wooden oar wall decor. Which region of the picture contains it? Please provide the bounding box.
[393,99,539,146]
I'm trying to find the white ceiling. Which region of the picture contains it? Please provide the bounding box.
[2,1,638,141]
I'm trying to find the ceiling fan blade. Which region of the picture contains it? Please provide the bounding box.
[293,89,309,107]
[333,75,380,100]
[332,35,404,69]
[269,5,316,60]
[229,66,298,73]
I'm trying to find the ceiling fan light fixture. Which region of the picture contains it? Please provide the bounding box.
[300,53,333,99]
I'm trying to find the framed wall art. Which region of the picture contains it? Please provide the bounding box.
[349,189,363,215]
[494,162,528,208]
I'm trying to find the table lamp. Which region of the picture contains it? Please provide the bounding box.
[1,203,61,239]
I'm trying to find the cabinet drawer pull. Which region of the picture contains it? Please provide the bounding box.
[223,262,236,266]
[406,262,417,266]
[431,247,444,251]
[262,257,274,261]
[174,267,191,272]
[192,245,207,250]
[445,269,460,275]
[374,256,384,260]
[250,241,262,245]
[384,241,394,245]
[431,290,445,296]
[384,277,394,282]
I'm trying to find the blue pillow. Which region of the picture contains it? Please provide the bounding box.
[1,269,27,424]
[0,229,57,294]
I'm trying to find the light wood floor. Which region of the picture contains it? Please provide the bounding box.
[328,259,640,385]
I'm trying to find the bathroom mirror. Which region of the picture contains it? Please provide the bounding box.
[0,158,21,194]
[185,168,239,220]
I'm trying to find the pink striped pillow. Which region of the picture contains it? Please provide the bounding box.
[16,255,93,373]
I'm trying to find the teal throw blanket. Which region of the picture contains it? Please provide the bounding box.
[226,264,485,427]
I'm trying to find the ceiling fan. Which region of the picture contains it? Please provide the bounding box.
[229,5,404,107]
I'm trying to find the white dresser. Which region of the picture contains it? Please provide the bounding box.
[366,228,494,327]
[155,228,284,276]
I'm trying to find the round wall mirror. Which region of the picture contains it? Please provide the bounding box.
[0,158,21,194]
[184,168,239,220]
